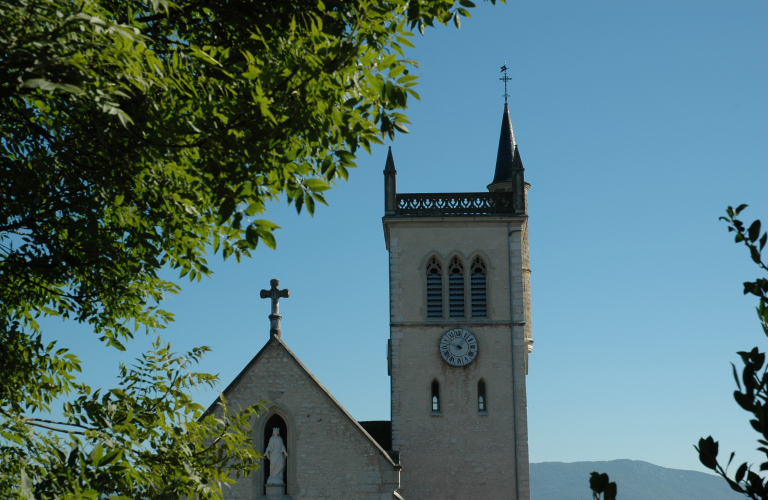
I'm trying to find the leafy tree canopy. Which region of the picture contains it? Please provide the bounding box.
[0,0,499,497]
[697,205,768,499]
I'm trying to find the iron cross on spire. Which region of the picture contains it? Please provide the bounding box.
[500,62,512,103]
[260,279,290,338]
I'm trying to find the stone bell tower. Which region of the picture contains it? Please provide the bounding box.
[382,97,533,499]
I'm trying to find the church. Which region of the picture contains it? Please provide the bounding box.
[205,97,534,500]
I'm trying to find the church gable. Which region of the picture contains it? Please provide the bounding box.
[207,337,401,500]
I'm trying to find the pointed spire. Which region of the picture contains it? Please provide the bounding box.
[383,147,397,215]
[384,146,396,171]
[489,103,523,187]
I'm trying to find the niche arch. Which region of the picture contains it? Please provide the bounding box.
[256,406,295,496]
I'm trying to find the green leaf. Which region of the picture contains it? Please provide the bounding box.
[303,178,330,192]
[255,219,280,231]
[379,53,397,69]
[696,436,719,470]
[393,121,410,134]
[101,449,122,466]
[20,468,34,500]
[735,462,748,482]
[92,444,104,466]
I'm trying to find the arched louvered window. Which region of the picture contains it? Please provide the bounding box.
[448,257,465,318]
[478,379,487,412]
[471,258,487,317]
[431,380,441,413]
[426,258,443,318]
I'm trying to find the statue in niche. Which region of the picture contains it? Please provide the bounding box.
[264,427,288,484]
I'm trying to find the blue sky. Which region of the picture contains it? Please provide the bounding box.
[43,0,767,475]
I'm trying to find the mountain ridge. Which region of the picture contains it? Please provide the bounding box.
[530,459,742,500]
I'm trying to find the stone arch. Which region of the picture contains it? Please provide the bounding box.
[418,251,445,271]
[467,250,494,270]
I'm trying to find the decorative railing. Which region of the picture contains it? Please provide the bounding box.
[395,192,519,216]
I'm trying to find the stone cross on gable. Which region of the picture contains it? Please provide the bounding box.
[260,279,290,338]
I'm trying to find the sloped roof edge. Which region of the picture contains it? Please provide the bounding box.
[201,336,400,469]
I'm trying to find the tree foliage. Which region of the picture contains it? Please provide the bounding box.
[1,0,499,497]
[589,471,617,500]
[1,333,262,499]
[0,0,496,347]
[696,205,768,499]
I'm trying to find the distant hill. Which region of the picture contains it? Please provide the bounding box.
[530,459,742,500]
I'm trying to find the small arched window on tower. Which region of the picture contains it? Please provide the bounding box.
[471,258,487,317]
[426,258,443,318]
[478,379,487,413]
[448,257,465,317]
[431,380,441,413]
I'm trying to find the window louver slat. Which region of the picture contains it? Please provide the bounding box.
[471,259,487,317]
[426,258,443,318]
[449,272,464,317]
[448,257,465,318]
[427,274,442,317]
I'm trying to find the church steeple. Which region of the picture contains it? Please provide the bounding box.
[487,103,527,214]
[488,102,523,188]
[488,63,526,211]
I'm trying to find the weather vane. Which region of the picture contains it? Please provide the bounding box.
[500,62,512,103]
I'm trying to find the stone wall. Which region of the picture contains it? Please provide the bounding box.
[216,339,401,500]
[384,216,531,500]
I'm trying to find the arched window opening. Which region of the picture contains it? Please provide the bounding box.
[471,258,487,317]
[426,258,443,318]
[448,257,465,317]
[431,380,441,413]
[478,379,487,412]
[263,414,288,490]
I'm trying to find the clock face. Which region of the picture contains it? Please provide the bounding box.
[439,328,478,367]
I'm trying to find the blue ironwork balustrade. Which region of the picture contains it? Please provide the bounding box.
[394,192,519,216]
